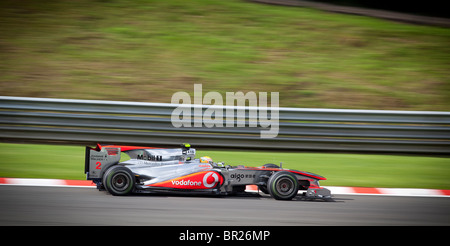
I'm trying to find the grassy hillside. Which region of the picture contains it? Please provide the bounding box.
[0,0,449,110]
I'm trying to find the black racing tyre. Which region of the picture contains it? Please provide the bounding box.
[104,166,135,196]
[267,171,299,200]
[258,164,280,194]
[263,163,280,168]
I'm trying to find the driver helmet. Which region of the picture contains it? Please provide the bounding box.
[200,156,213,164]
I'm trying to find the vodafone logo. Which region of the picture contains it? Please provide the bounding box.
[203,172,219,188]
[171,180,201,186]
[159,171,222,189]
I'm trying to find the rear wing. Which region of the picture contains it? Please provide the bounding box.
[85,143,196,180]
[85,144,121,180]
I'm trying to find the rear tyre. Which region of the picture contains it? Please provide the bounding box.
[104,166,135,196]
[267,171,299,200]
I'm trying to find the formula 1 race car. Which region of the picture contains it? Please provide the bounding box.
[85,143,331,200]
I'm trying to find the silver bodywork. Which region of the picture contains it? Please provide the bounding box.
[85,144,331,199]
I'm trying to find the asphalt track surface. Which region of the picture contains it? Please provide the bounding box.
[1,185,449,226]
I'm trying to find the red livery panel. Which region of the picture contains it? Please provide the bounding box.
[148,171,224,190]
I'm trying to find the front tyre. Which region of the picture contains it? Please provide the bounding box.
[267,171,299,200]
[104,166,135,196]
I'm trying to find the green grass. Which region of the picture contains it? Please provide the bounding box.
[1,143,449,189]
[0,0,449,110]
[0,143,85,181]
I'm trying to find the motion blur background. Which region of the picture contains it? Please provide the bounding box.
[1,1,450,227]
[0,0,449,189]
[0,0,449,110]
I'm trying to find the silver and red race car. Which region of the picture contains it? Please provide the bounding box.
[85,143,331,200]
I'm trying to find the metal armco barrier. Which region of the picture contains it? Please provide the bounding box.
[0,96,449,154]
